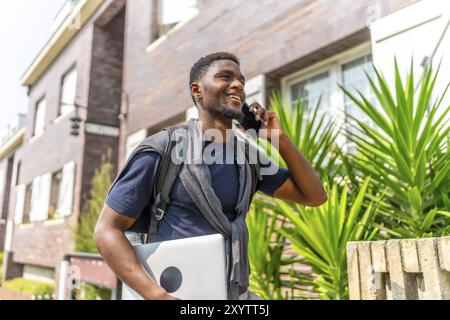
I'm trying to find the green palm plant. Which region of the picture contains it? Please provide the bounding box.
[340,62,450,238]
[247,90,343,299]
[260,91,343,183]
[247,201,317,300]
[273,177,381,300]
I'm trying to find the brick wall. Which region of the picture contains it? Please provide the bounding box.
[80,7,125,210]
[122,0,418,139]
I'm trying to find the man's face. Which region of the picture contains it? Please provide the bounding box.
[195,59,247,121]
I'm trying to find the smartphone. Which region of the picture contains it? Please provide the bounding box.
[241,102,265,134]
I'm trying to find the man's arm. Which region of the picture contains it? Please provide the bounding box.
[94,204,178,300]
[272,133,328,206]
[250,103,328,207]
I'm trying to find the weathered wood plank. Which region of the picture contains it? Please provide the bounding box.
[418,238,450,300]
[400,239,421,273]
[386,240,418,300]
[438,237,450,272]
[371,241,387,273]
[358,242,377,299]
[347,242,361,300]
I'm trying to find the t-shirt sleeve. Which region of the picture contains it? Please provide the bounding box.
[106,152,161,219]
[255,152,290,197]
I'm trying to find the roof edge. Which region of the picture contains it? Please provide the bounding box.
[21,0,106,87]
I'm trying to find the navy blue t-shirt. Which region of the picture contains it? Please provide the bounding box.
[106,141,290,242]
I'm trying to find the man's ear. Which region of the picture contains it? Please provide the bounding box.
[191,82,201,97]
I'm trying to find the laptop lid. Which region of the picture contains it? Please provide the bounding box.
[122,233,228,300]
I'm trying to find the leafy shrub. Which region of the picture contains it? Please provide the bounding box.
[341,62,450,237]
[74,155,113,253]
[78,283,111,300]
[3,278,54,296]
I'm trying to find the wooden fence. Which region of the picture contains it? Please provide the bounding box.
[347,237,450,300]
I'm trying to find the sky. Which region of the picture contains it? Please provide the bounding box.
[0,0,66,131]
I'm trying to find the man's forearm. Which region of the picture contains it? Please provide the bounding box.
[95,229,167,299]
[275,133,327,203]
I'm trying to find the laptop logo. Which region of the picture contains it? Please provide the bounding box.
[160,266,183,293]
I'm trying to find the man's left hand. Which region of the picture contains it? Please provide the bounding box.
[248,102,284,142]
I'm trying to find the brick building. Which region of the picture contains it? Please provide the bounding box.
[5,0,450,297]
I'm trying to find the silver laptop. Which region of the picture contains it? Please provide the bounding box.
[122,233,228,300]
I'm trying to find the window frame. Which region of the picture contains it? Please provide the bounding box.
[58,65,78,118]
[147,0,199,53]
[32,96,47,138]
[281,42,373,148]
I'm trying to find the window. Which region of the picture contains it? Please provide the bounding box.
[342,55,376,135]
[29,173,51,222]
[22,184,32,224]
[56,162,75,217]
[23,265,55,284]
[60,67,78,116]
[290,71,332,125]
[49,169,62,219]
[34,98,46,137]
[158,0,198,37]
[283,45,374,148]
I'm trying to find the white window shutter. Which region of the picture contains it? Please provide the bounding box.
[38,173,51,221]
[14,184,26,224]
[30,176,41,222]
[57,162,76,217]
[34,99,47,137]
[4,219,14,251]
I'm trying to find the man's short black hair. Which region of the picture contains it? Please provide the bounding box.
[189,52,240,104]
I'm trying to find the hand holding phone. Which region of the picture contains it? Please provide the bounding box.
[241,102,265,134]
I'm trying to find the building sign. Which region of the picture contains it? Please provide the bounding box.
[85,123,119,137]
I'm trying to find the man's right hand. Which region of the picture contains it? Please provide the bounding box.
[144,287,180,300]
[95,204,180,301]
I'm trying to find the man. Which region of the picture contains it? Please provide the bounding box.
[94,52,327,300]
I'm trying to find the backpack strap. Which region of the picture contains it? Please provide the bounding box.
[145,127,261,243]
[146,127,183,243]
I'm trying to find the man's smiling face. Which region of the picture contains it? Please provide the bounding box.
[194,59,247,121]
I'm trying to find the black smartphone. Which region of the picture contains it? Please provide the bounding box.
[241,102,265,134]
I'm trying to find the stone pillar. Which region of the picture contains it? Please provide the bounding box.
[58,260,70,300]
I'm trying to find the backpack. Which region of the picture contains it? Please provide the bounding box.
[126,125,261,243]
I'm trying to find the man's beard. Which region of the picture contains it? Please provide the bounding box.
[208,102,245,123]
